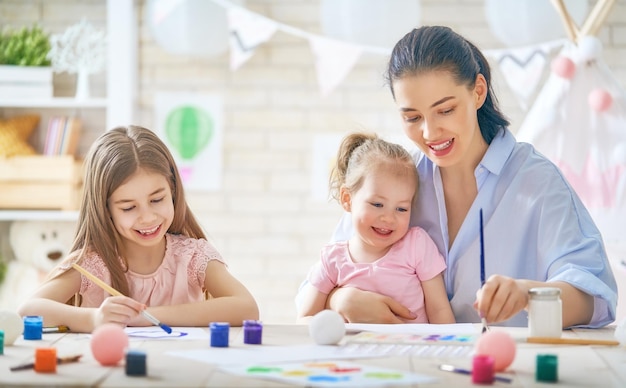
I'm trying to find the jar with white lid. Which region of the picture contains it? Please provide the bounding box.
[528,287,562,338]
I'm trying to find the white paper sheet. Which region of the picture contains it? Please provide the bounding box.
[124,326,210,340]
[167,344,389,366]
[220,360,437,387]
[345,323,477,335]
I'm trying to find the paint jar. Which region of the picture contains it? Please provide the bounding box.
[23,316,43,340]
[528,287,562,338]
[471,354,495,384]
[209,322,230,347]
[243,320,263,345]
[125,349,147,376]
[536,354,558,382]
[34,347,57,373]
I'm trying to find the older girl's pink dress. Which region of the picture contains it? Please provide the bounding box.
[60,234,224,307]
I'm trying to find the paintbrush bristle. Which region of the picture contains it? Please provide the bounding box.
[160,323,173,334]
[59,354,83,364]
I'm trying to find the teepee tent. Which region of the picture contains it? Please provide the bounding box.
[517,0,626,243]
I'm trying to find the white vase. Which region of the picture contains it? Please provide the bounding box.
[75,71,90,100]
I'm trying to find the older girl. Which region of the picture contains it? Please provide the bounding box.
[19,126,259,332]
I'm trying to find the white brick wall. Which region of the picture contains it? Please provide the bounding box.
[1,0,625,323]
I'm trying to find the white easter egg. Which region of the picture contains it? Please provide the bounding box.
[309,310,346,345]
[0,309,23,345]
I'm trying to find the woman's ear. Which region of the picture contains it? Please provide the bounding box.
[339,187,352,212]
[475,73,487,109]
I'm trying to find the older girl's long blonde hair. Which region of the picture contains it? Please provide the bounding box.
[68,125,205,296]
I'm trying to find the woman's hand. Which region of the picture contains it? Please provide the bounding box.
[327,287,416,323]
[475,277,594,327]
[93,296,144,328]
[474,275,530,324]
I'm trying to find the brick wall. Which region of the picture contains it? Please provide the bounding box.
[1,0,625,323]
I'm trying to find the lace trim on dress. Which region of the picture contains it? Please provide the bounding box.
[71,253,110,292]
[55,251,109,292]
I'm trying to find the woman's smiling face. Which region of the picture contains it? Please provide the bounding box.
[392,70,487,169]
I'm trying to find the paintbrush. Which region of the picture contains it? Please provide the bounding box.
[527,337,620,346]
[10,354,82,372]
[479,208,488,334]
[71,263,172,334]
[43,325,70,334]
[439,364,512,383]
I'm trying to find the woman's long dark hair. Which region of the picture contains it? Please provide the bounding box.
[385,26,509,144]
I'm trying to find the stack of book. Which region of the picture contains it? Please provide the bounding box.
[43,116,81,156]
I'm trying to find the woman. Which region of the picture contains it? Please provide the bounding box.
[298,26,617,328]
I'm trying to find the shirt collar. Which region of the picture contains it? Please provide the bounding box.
[479,128,515,176]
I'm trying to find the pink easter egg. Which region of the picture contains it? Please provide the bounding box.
[90,323,129,366]
[551,56,576,79]
[588,88,613,112]
[475,330,516,372]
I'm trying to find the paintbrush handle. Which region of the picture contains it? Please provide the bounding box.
[72,263,169,332]
[527,337,620,346]
[72,263,123,297]
[141,310,161,326]
[10,355,82,372]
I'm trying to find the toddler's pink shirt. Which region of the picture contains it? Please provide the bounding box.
[308,227,446,323]
[61,234,224,307]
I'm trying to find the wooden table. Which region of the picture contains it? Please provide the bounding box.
[1,324,624,387]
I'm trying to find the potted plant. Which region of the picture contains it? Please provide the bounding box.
[0,24,53,99]
[47,20,106,100]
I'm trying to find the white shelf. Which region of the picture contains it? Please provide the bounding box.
[0,210,79,221]
[0,97,108,108]
[0,0,135,225]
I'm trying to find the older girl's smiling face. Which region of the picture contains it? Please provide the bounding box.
[392,70,488,170]
[107,167,174,256]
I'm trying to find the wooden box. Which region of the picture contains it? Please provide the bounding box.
[0,155,83,210]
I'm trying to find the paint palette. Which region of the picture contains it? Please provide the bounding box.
[341,331,477,358]
[221,361,437,387]
[347,331,478,345]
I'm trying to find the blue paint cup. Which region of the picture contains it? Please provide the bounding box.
[209,322,230,347]
[23,316,43,340]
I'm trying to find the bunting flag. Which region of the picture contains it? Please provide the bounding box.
[484,40,565,111]
[227,6,278,70]
[308,36,363,97]
[149,0,569,99]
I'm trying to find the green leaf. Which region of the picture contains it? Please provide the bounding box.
[0,24,51,66]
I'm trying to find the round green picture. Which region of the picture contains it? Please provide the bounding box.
[165,105,214,160]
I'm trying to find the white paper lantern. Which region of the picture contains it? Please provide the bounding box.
[320,0,421,48]
[146,0,241,57]
[485,0,588,47]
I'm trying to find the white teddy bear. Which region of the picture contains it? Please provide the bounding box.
[0,220,76,313]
